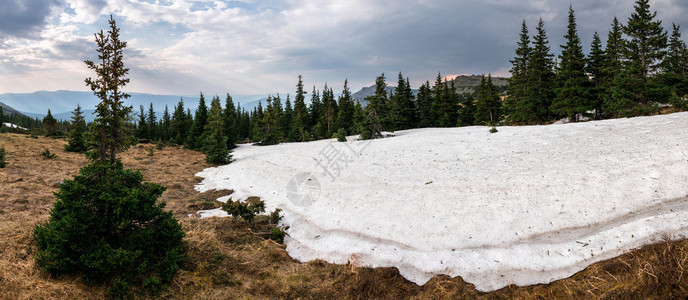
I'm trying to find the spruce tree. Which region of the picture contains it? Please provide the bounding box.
[308,87,321,137]
[0,106,4,125]
[282,94,293,140]
[223,93,238,147]
[523,18,556,124]
[135,105,149,140]
[64,104,88,152]
[430,73,444,126]
[251,102,264,141]
[161,105,171,141]
[624,0,668,80]
[390,73,416,130]
[337,79,355,135]
[587,32,606,119]
[170,99,188,145]
[415,81,433,127]
[186,92,207,150]
[320,84,337,137]
[457,93,476,127]
[605,18,625,81]
[291,75,309,141]
[34,16,185,297]
[551,6,592,122]
[362,74,387,139]
[661,24,688,100]
[260,96,282,145]
[474,75,503,125]
[43,109,57,136]
[147,103,157,140]
[505,20,531,123]
[203,95,230,164]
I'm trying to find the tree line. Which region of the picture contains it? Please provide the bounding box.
[505,0,687,124]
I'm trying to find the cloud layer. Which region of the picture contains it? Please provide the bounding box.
[1,0,687,96]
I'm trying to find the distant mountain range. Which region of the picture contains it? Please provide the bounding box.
[0,91,263,122]
[0,75,509,121]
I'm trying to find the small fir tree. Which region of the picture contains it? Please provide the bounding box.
[33,16,185,297]
[186,92,208,150]
[64,104,88,152]
[203,96,231,164]
[43,109,57,136]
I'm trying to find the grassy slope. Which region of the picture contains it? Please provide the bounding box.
[1,132,687,299]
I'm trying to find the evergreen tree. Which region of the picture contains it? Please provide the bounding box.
[292,75,309,141]
[320,84,337,137]
[34,16,185,297]
[474,75,503,125]
[391,73,417,130]
[587,32,606,119]
[457,93,476,127]
[337,79,355,135]
[170,99,188,145]
[551,6,592,122]
[415,81,433,127]
[84,17,133,162]
[430,73,444,125]
[605,18,625,81]
[186,93,207,150]
[65,105,88,152]
[135,105,149,140]
[260,96,282,145]
[223,93,238,148]
[251,101,265,142]
[624,0,668,80]
[661,24,688,99]
[43,109,57,136]
[147,103,157,140]
[0,106,4,125]
[160,105,171,141]
[523,18,556,124]
[352,100,365,134]
[309,87,321,137]
[203,96,230,164]
[362,74,387,139]
[505,20,531,123]
[282,94,293,140]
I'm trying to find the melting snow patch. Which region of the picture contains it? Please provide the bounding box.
[195,112,688,291]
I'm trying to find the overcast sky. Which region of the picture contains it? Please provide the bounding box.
[1,0,688,97]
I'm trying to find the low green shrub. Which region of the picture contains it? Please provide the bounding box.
[33,161,186,296]
[222,197,265,222]
[40,149,56,159]
[0,147,6,168]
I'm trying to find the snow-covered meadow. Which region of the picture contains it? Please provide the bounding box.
[195,112,688,291]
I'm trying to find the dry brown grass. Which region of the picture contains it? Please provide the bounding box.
[2,132,688,299]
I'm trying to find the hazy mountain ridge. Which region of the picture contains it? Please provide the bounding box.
[2,75,509,119]
[0,101,25,116]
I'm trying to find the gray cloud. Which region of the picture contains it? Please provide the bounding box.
[0,0,61,37]
[3,0,688,95]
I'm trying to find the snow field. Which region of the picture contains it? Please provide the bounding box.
[196,112,688,291]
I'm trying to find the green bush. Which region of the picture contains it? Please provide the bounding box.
[269,227,286,244]
[221,197,265,222]
[333,128,347,142]
[33,161,186,292]
[40,149,56,159]
[270,208,283,224]
[0,147,6,168]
